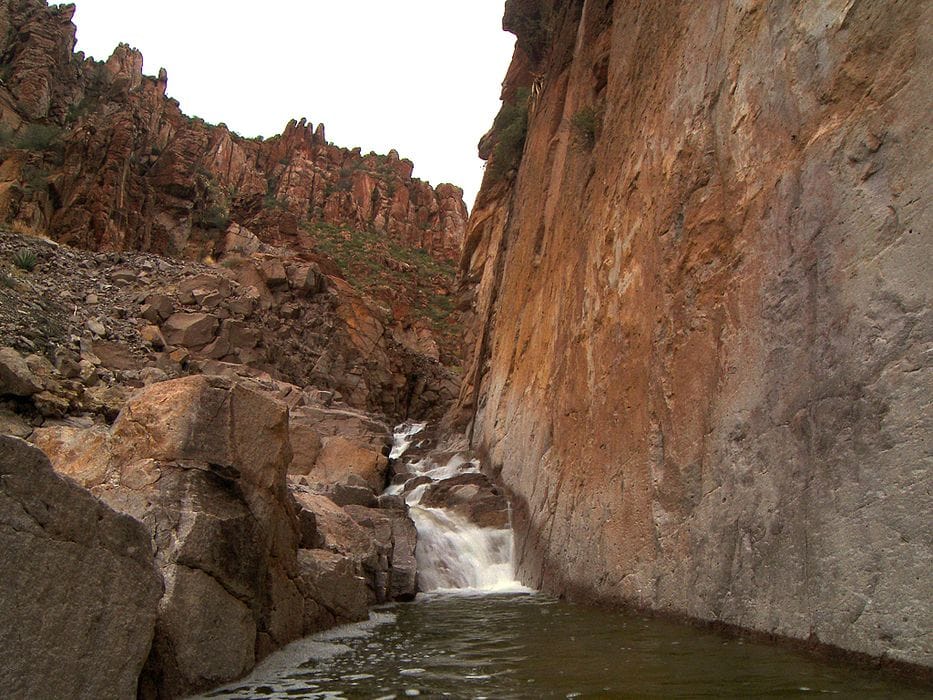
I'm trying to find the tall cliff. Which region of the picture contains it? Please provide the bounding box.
[456,0,931,668]
[0,0,471,413]
[0,1,466,261]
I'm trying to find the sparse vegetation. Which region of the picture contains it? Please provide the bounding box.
[303,220,459,336]
[11,123,62,151]
[10,220,48,239]
[22,164,49,193]
[220,253,246,269]
[197,203,231,230]
[12,248,37,271]
[571,106,599,149]
[193,172,232,230]
[488,88,531,181]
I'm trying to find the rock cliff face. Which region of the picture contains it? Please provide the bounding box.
[0,435,162,699]
[0,1,466,262]
[26,373,421,698]
[456,0,931,668]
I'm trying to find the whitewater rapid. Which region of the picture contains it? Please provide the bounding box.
[387,422,530,594]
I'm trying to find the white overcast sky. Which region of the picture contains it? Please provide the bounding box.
[70,1,516,209]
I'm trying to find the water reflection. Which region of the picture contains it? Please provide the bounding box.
[198,593,925,699]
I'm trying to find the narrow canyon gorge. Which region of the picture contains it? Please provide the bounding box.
[0,0,929,697]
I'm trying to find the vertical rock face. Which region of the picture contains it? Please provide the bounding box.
[0,0,466,261]
[0,435,162,700]
[456,0,932,667]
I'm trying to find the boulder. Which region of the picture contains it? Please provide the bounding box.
[140,293,174,323]
[286,263,325,296]
[140,324,166,350]
[92,340,139,370]
[176,274,233,305]
[31,424,113,488]
[0,436,162,700]
[292,491,377,562]
[161,312,219,348]
[309,480,378,508]
[0,410,32,438]
[287,413,323,475]
[289,404,390,451]
[291,490,417,604]
[223,222,261,256]
[35,376,304,699]
[260,259,288,289]
[312,435,389,492]
[419,473,510,529]
[0,347,42,396]
[296,549,370,630]
[345,504,418,602]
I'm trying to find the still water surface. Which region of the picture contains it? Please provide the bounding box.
[200,592,925,699]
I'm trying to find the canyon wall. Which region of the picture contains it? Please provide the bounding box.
[456,0,931,667]
[0,0,466,261]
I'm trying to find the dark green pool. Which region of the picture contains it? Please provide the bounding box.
[199,592,926,699]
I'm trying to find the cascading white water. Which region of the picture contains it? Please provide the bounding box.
[389,422,529,593]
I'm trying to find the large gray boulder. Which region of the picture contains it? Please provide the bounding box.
[34,375,305,699]
[0,436,162,700]
[0,346,42,396]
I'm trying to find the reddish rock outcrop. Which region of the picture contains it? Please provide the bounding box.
[0,1,466,262]
[454,0,932,669]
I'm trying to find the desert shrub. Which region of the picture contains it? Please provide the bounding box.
[13,124,62,151]
[196,204,230,230]
[12,248,37,271]
[10,220,48,239]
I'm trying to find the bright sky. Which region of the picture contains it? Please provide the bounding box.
[70,1,515,209]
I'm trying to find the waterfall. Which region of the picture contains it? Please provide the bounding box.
[388,422,529,593]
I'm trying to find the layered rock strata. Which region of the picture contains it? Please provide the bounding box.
[454,0,932,669]
[0,1,466,261]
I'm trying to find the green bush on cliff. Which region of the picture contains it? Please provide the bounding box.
[571,106,599,149]
[196,204,230,230]
[12,124,62,151]
[487,88,531,181]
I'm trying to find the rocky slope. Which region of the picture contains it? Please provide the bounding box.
[0,2,472,695]
[0,0,467,360]
[453,0,931,670]
[17,372,419,699]
[0,228,458,421]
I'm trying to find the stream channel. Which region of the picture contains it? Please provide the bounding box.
[198,424,926,699]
